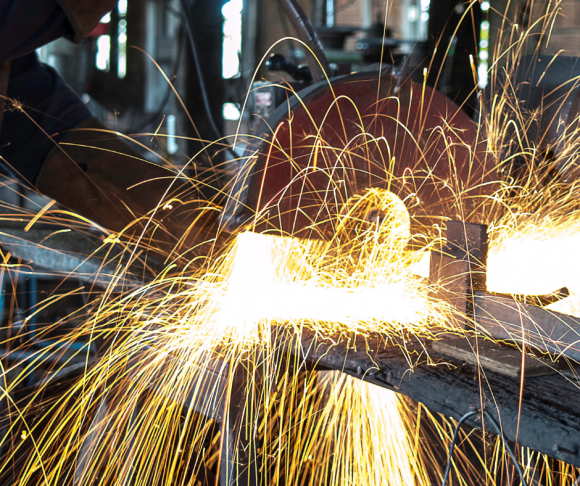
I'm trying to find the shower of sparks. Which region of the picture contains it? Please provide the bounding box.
[2,0,580,483]
[211,189,449,340]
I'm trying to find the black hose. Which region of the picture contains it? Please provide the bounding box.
[441,410,479,486]
[179,0,225,144]
[441,409,528,486]
[277,0,330,83]
[481,409,528,486]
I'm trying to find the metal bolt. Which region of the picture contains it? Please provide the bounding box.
[386,371,393,383]
[369,372,376,379]
[553,444,576,455]
[357,366,362,375]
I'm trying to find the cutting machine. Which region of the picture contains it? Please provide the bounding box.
[215,0,580,472]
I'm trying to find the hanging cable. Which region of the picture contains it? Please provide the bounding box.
[441,409,528,486]
[277,0,330,83]
[179,0,225,144]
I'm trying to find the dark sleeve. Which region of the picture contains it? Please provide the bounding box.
[0,53,92,183]
[0,0,75,63]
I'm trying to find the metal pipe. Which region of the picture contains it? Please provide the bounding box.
[361,0,372,29]
[277,0,330,83]
[325,0,335,27]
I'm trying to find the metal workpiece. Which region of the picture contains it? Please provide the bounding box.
[4,213,580,473]
[0,222,163,291]
[429,220,488,328]
[473,291,580,362]
[432,338,555,379]
[296,330,580,468]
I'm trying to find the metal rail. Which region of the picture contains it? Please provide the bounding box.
[4,219,580,470]
[295,329,580,467]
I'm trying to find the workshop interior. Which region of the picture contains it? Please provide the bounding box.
[1,0,580,484]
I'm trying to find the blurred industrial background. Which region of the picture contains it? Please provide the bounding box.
[31,0,579,167]
[29,0,488,167]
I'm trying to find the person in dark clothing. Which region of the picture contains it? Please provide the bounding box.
[0,0,76,61]
[0,53,93,183]
[0,0,101,181]
[0,0,213,250]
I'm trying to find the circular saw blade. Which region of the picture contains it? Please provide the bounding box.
[222,70,492,237]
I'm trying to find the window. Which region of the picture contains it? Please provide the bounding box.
[222,0,243,79]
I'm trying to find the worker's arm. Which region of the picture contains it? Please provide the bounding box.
[0,52,92,183]
[0,0,117,179]
[0,0,115,64]
[0,0,220,252]
[56,0,117,42]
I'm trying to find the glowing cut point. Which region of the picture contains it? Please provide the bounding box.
[210,189,445,341]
